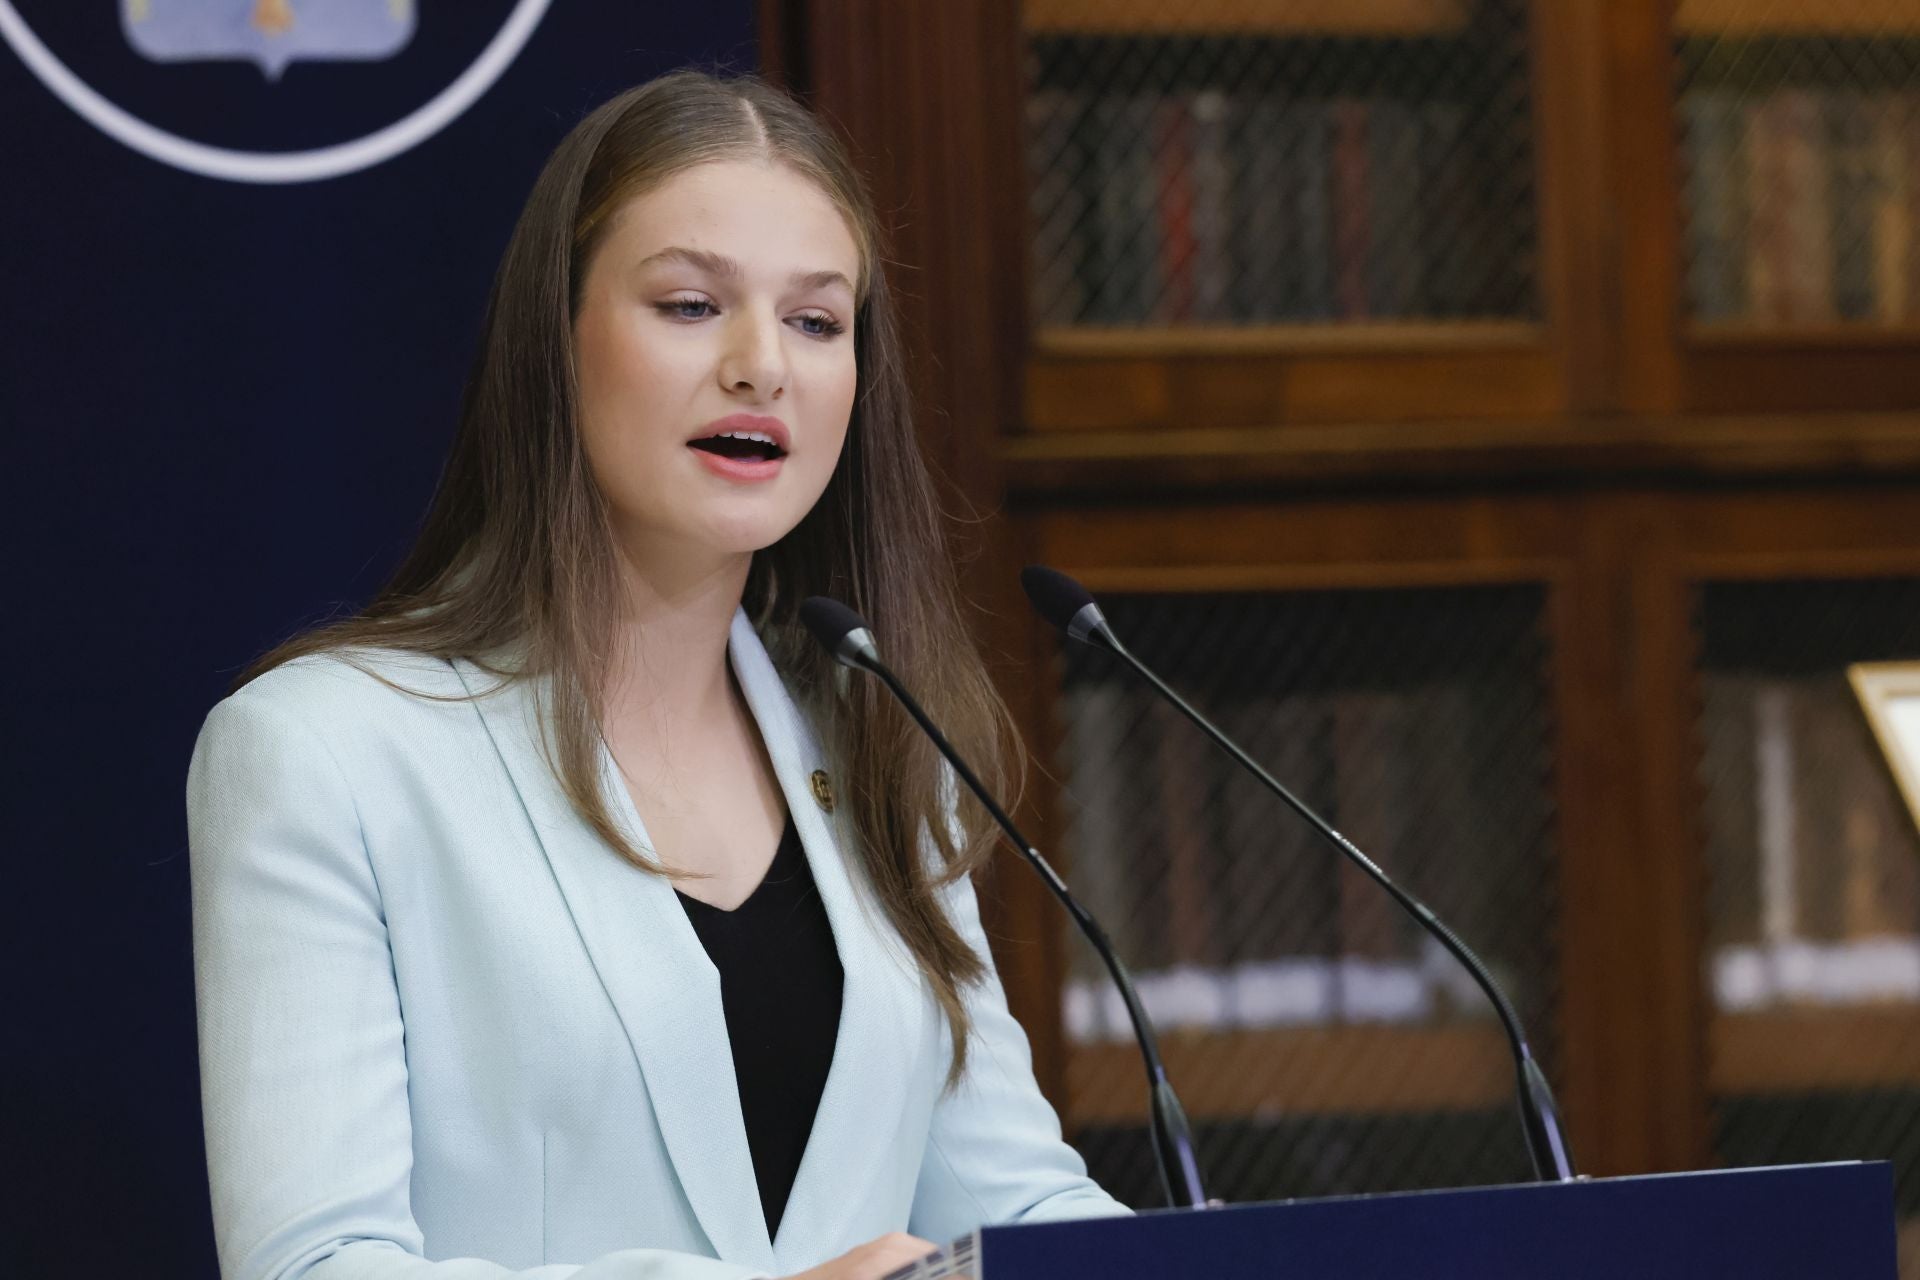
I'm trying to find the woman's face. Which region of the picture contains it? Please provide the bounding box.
[572,159,861,574]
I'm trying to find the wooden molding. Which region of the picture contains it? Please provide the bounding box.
[1689,323,1920,351]
[1061,1003,1920,1127]
[1023,0,1470,36]
[1001,413,1920,495]
[1033,322,1544,359]
[1675,0,1920,35]
[1711,1006,1920,1093]
[1065,1024,1513,1124]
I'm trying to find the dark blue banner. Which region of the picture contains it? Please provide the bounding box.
[1,4,757,1271]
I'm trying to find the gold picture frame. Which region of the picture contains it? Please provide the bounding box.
[1848,661,1920,837]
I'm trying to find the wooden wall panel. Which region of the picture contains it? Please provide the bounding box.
[772,0,1920,1188]
[764,0,1068,1093]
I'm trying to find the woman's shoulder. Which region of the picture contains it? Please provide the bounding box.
[206,646,497,751]
[187,644,530,839]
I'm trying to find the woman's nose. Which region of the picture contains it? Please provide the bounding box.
[717,311,788,399]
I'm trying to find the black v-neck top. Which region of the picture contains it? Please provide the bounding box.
[674,815,844,1241]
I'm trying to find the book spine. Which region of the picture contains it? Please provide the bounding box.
[1828,91,1877,322]
[1152,696,1219,967]
[1214,690,1340,965]
[1152,93,1197,325]
[1294,100,1336,321]
[1746,95,1790,324]
[1701,673,1767,955]
[1026,87,1089,327]
[1331,98,1372,320]
[1061,679,1148,985]
[1365,98,1422,319]
[1122,90,1164,323]
[1682,89,1751,322]
[1871,91,1911,322]
[1417,101,1469,317]
[1330,691,1414,966]
[1785,680,1844,942]
[1083,92,1125,324]
[1776,89,1835,323]
[1755,681,1800,947]
[1905,86,1920,321]
[1232,91,1282,322]
[1189,88,1232,324]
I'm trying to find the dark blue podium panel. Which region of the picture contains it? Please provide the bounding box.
[978,1163,1895,1280]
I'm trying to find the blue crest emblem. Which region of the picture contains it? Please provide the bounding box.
[122,0,416,81]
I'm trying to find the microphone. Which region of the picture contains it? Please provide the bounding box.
[1020,566,1577,1184]
[796,596,1211,1210]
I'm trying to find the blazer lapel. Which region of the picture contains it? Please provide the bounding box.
[726,613,929,1268]
[452,658,774,1274]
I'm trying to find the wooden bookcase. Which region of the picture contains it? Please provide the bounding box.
[766,0,1920,1244]
[1615,0,1920,414]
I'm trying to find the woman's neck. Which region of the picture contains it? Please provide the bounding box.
[604,546,753,731]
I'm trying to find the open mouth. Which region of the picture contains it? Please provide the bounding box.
[688,432,786,462]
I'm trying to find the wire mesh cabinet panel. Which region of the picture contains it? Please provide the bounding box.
[1674,0,1920,330]
[1693,576,1920,1273]
[1046,584,1561,1206]
[1024,0,1538,329]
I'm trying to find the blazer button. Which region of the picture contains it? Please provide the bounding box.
[808,769,835,813]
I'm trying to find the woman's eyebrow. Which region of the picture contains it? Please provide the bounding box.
[636,246,853,294]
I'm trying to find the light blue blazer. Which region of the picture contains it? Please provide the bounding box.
[187,609,1126,1280]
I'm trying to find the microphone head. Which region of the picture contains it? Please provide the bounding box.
[1020,565,1094,631]
[1020,565,1110,646]
[798,596,880,669]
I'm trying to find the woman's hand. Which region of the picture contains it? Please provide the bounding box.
[780,1232,943,1280]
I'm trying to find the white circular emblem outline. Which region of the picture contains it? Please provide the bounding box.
[0,0,552,184]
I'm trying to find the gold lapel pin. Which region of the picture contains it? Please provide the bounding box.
[808,769,835,813]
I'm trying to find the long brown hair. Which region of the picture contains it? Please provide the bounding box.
[242,70,1016,1082]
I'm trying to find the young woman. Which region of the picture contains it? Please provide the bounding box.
[186,70,1125,1280]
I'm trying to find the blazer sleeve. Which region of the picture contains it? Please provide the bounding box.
[905,864,1133,1245]
[187,686,772,1280]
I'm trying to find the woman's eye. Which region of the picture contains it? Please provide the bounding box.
[794,311,846,339]
[656,297,715,320]
[655,297,842,337]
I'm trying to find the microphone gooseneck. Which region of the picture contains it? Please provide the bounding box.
[797,595,1211,1210]
[1020,566,1577,1184]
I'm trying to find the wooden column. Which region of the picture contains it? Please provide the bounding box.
[763,0,1069,1100]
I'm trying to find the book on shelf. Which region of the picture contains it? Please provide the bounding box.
[1699,671,1920,1012]
[1683,85,1920,326]
[1151,95,1197,324]
[1190,89,1233,321]
[1700,671,1767,955]
[1830,92,1877,321]
[1084,92,1164,326]
[1151,694,1222,965]
[1902,92,1920,322]
[1418,101,1477,318]
[1871,95,1912,322]
[1028,83,1517,326]
[1366,98,1425,319]
[1292,99,1338,321]
[1331,689,1439,1021]
[1682,90,1752,321]
[1228,93,1338,322]
[1060,675,1163,976]
[1787,673,1919,944]
[1330,691,1410,963]
[1211,687,1339,968]
[1026,86,1090,327]
[1056,655,1549,1038]
[1777,90,1836,324]
[1331,99,1373,321]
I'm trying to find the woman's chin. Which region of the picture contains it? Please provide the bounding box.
[699,515,806,560]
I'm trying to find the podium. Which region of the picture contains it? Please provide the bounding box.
[899,1162,1896,1279]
